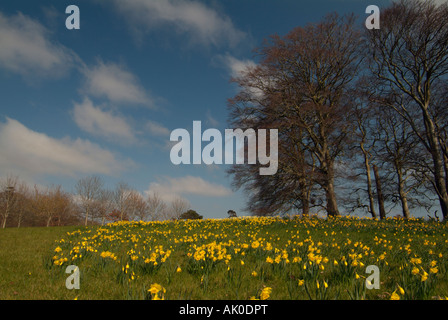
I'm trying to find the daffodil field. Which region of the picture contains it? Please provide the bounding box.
[47,217,448,300]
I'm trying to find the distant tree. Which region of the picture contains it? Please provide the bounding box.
[146,192,167,221]
[96,189,114,226]
[227,210,237,218]
[13,181,31,228]
[179,209,203,220]
[33,185,72,227]
[126,190,148,221]
[0,175,18,228]
[108,209,129,222]
[75,175,103,226]
[114,181,132,221]
[169,197,190,220]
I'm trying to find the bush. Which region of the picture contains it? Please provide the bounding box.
[179,210,203,220]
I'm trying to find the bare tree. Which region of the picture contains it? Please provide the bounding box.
[97,189,114,225]
[14,181,32,228]
[365,0,448,220]
[33,185,71,227]
[146,192,167,221]
[75,175,104,226]
[353,106,378,219]
[228,13,361,217]
[114,181,132,221]
[169,197,190,220]
[126,190,148,221]
[0,175,18,228]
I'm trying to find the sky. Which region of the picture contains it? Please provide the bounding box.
[0,0,411,219]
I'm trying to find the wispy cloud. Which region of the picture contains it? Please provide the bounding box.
[0,11,78,79]
[217,54,257,78]
[146,120,171,137]
[216,54,265,99]
[72,98,137,143]
[82,60,153,107]
[145,175,232,202]
[110,0,247,48]
[0,118,134,179]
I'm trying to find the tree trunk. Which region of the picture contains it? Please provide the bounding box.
[422,107,448,221]
[84,207,89,226]
[325,163,340,217]
[396,165,410,219]
[363,147,377,219]
[301,194,310,218]
[373,164,386,220]
[299,175,310,218]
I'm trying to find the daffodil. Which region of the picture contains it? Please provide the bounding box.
[430,267,438,274]
[397,285,405,295]
[390,291,400,300]
[260,287,272,300]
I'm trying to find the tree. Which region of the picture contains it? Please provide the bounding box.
[372,164,387,220]
[97,189,114,226]
[0,175,18,228]
[75,175,103,226]
[108,209,129,222]
[169,197,190,220]
[227,210,237,218]
[33,185,72,227]
[365,0,448,220]
[114,181,132,222]
[146,192,167,221]
[372,105,431,219]
[13,181,32,228]
[346,88,379,219]
[179,209,203,220]
[228,13,361,217]
[126,190,148,221]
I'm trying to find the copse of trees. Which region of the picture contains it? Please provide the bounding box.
[227,0,448,220]
[0,174,193,228]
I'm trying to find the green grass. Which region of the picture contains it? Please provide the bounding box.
[0,225,81,299]
[1,217,447,300]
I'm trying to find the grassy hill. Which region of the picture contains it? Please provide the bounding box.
[1,217,447,300]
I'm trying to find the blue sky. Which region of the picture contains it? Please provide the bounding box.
[0,0,394,219]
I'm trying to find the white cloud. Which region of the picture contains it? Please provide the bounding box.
[82,60,153,107]
[146,120,171,137]
[0,11,77,78]
[218,54,257,79]
[217,54,265,100]
[145,175,232,202]
[110,0,246,47]
[72,98,137,143]
[0,118,134,179]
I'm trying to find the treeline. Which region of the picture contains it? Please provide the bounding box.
[228,0,448,221]
[0,175,191,228]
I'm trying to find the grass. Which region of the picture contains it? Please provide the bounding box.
[0,225,81,299]
[1,216,447,300]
